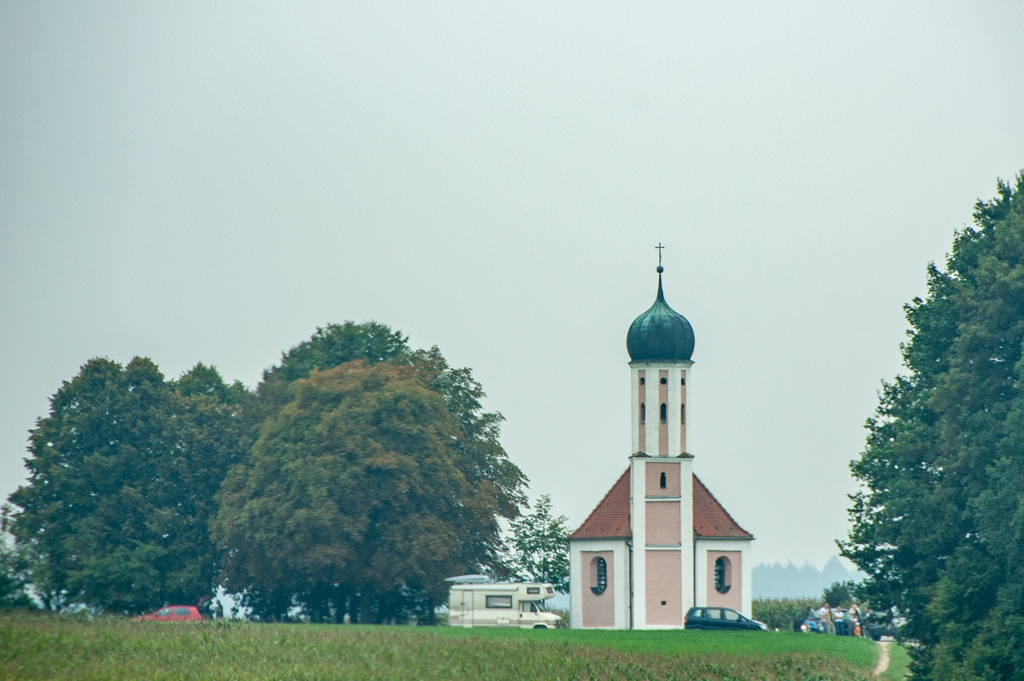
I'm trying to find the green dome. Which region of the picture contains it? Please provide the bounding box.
[626,272,694,362]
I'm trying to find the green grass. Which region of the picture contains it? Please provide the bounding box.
[1,613,878,681]
[424,625,878,669]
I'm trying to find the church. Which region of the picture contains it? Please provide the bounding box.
[568,264,753,629]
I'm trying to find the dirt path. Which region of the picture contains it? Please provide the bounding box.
[873,641,891,678]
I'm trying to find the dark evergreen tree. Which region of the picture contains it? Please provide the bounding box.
[842,173,1024,680]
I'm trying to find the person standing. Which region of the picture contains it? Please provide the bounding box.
[848,602,863,637]
[834,608,846,636]
[821,604,835,635]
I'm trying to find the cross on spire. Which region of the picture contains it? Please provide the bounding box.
[655,242,665,272]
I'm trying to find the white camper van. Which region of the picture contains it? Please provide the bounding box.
[446,576,562,629]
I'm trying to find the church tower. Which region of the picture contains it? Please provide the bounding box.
[626,264,695,628]
[568,254,754,630]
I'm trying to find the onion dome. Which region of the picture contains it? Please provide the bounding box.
[626,267,695,362]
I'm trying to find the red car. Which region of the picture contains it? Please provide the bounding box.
[138,605,203,621]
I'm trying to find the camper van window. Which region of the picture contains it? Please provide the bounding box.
[546,587,554,595]
[485,595,512,609]
[527,587,540,594]
[521,601,546,613]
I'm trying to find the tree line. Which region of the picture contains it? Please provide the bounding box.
[1,322,569,622]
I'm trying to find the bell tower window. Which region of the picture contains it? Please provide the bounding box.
[660,403,667,423]
[640,403,646,424]
[660,472,667,489]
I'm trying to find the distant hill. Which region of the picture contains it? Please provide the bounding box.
[753,556,864,599]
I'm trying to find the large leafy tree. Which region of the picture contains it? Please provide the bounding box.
[213,322,527,622]
[502,495,570,593]
[9,358,252,613]
[262,322,524,523]
[256,321,408,415]
[209,323,528,622]
[841,174,1024,680]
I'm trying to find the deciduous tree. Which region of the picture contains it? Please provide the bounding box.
[502,495,570,593]
[842,173,1024,679]
[213,357,526,623]
[9,358,251,614]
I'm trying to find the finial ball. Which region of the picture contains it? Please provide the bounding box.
[656,265,664,273]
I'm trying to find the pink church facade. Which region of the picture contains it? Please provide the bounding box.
[568,268,753,629]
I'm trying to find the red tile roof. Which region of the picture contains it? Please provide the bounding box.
[568,466,752,541]
[568,468,632,540]
[692,474,753,539]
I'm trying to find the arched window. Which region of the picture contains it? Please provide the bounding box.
[660,403,667,423]
[640,377,645,385]
[681,378,686,385]
[640,403,645,424]
[590,557,607,595]
[660,377,667,384]
[714,556,732,594]
[681,403,685,424]
[660,472,667,489]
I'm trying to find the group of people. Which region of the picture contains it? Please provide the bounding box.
[809,602,865,636]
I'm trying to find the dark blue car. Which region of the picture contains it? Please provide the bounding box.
[684,607,767,631]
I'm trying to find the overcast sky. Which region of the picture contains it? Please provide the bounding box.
[2,2,1023,569]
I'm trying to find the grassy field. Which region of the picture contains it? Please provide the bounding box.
[1,614,879,681]
[425,625,879,669]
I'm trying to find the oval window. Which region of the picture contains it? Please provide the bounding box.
[591,557,607,595]
[714,556,732,594]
